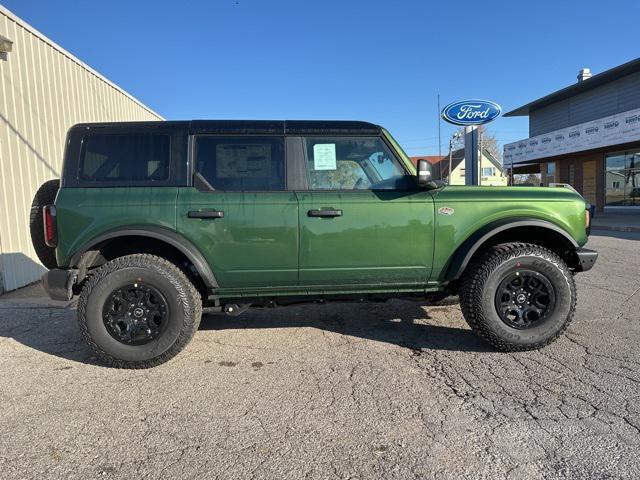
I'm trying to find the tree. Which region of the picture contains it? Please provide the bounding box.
[450,125,502,163]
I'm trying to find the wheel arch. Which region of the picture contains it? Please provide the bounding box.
[445,218,579,283]
[69,226,218,289]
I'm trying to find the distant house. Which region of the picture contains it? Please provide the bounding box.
[409,149,508,186]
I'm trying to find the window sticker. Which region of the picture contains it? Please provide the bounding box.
[313,144,337,170]
[215,144,271,178]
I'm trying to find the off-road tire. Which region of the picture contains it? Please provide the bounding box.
[77,254,202,368]
[29,179,60,269]
[460,242,576,352]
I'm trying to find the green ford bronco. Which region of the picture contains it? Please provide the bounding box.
[31,120,597,368]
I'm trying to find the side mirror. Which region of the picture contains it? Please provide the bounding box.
[416,159,433,187]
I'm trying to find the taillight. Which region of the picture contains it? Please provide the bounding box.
[43,205,57,247]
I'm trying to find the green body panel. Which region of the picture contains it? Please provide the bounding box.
[176,188,298,288]
[55,187,178,267]
[55,183,588,297]
[429,185,588,283]
[296,191,434,286]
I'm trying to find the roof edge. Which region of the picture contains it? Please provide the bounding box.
[504,57,640,117]
[0,5,164,120]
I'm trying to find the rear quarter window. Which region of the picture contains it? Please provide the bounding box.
[79,133,170,184]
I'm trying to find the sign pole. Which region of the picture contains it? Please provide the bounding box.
[464,126,479,185]
[478,128,483,186]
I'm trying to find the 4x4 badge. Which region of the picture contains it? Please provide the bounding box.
[438,206,455,216]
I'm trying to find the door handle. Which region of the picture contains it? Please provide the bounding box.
[308,209,342,218]
[187,210,224,219]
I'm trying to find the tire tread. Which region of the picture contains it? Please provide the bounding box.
[460,242,576,352]
[77,254,202,368]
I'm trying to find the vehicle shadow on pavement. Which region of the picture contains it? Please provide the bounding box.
[200,299,492,353]
[0,297,490,366]
[0,301,102,365]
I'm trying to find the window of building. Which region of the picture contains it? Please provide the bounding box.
[544,162,556,185]
[302,136,410,190]
[546,162,555,175]
[80,133,170,183]
[605,150,640,206]
[482,167,495,177]
[194,136,285,191]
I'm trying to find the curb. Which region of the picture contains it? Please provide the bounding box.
[591,225,640,233]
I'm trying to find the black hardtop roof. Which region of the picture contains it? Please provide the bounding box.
[70,120,382,136]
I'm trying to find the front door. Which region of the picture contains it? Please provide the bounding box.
[177,135,298,289]
[295,135,434,287]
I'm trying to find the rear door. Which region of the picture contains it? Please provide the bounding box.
[295,135,434,286]
[176,135,298,289]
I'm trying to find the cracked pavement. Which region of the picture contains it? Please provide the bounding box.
[1,231,639,479]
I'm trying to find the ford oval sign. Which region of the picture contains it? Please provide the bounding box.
[441,100,501,126]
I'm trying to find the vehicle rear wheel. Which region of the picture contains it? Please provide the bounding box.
[29,179,60,269]
[460,243,576,351]
[77,254,202,368]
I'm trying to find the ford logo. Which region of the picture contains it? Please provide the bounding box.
[441,99,501,126]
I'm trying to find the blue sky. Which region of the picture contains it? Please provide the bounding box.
[3,0,640,156]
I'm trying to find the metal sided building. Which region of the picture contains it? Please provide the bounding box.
[504,58,640,212]
[0,5,163,293]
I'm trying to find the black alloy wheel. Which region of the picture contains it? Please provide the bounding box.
[495,270,556,329]
[103,283,169,345]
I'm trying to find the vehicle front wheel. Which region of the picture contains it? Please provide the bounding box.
[460,243,576,351]
[77,254,202,368]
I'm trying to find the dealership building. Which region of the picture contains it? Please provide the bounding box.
[504,58,640,212]
[0,6,162,292]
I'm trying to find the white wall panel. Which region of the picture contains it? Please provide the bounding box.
[0,6,163,292]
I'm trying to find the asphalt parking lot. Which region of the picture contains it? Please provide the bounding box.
[1,231,639,480]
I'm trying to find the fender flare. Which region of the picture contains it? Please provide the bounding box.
[445,218,579,282]
[69,225,219,288]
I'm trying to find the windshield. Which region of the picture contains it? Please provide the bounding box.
[381,128,415,174]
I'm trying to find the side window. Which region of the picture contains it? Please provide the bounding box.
[303,136,409,190]
[80,134,170,183]
[194,136,285,191]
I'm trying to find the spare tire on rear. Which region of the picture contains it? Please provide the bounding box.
[29,179,60,269]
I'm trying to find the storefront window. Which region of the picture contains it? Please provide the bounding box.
[546,163,556,175]
[605,150,640,206]
[544,162,555,185]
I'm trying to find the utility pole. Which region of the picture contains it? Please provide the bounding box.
[437,94,442,159]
